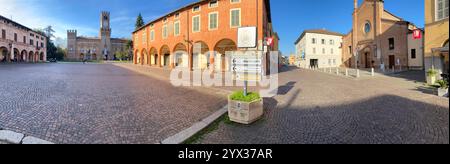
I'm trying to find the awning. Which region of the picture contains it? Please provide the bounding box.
[432,46,449,53]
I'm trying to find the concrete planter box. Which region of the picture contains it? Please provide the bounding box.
[228,96,263,125]
[427,76,436,85]
[438,88,449,97]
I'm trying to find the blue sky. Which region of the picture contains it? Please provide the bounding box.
[0,0,424,54]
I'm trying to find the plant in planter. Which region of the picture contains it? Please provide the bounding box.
[228,91,263,125]
[436,80,449,97]
[427,69,439,85]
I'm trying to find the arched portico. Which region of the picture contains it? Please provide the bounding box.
[149,47,158,66]
[0,47,8,62]
[214,39,237,72]
[141,49,148,65]
[13,48,19,62]
[191,41,210,70]
[28,51,34,63]
[173,43,188,68]
[39,52,44,62]
[160,45,171,67]
[134,50,139,64]
[35,52,39,62]
[21,50,27,62]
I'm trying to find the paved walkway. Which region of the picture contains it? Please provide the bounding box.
[0,63,228,144]
[196,68,449,144]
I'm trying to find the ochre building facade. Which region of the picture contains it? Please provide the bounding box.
[132,0,278,73]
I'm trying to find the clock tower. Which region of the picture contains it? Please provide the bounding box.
[100,11,112,60]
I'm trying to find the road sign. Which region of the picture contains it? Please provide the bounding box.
[231,52,262,82]
[237,27,257,48]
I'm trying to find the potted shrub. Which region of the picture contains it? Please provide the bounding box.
[228,91,263,124]
[427,69,438,85]
[436,80,449,97]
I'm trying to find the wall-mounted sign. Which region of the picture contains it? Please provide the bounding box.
[237,27,257,48]
[266,37,274,46]
[413,29,422,39]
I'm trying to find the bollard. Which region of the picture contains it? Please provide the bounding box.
[371,68,375,76]
[336,68,339,75]
[329,67,332,73]
[392,66,395,73]
[356,69,360,78]
[345,69,349,76]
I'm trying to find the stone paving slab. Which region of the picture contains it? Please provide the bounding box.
[0,63,228,144]
[22,136,54,144]
[0,130,24,144]
[196,69,449,144]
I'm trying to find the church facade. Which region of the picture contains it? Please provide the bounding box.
[66,12,129,61]
[342,0,421,70]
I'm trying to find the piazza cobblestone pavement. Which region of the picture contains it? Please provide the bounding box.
[196,67,449,144]
[1,63,448,144]
[0,63,227,144]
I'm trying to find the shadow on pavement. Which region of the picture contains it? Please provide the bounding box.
[204,94,449,144]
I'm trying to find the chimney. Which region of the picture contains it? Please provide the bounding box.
[354,0,358,11]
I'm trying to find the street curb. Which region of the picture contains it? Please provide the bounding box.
[161,106,228,144]
[0,130,54,144]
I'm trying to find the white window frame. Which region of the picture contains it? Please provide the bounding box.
[192,5,201,13]
[150,30,155,41]
[192,15,201,33]
[174,21,180,36]
[142,31,147,44]
[209,0,219,8]
[435,0,449,21]
[230,0,241,4]
[209,12,219,31]
[162,24,168,39]
[230,8,241,28]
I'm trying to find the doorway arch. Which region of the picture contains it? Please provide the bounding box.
[160,45,171,67]
[214,39,237,72]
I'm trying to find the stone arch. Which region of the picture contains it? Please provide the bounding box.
[13,48,19,62]
[35,52,39,62]
[28,51,34,62]
[443,39,449,47]
[39,52,44,61]
[134,49,139,64]
[0,46,8,62]
[173,43,188,68]
[191,41,211,70]
[80,53,85,61]
[140,49,147,65]
[214,39,237,71]
[149,47,158,66]
[160,45,171,67]
[21,50,27,62]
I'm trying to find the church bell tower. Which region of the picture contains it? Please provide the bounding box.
[100,11,112,60]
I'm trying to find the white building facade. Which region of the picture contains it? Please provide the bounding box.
[295,30,343,69]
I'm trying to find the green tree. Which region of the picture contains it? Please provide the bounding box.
[135,13,145,30]
[55,47,66,61]
[35,27,60,60]
[116,50,128,61]
[125,40,133,60]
